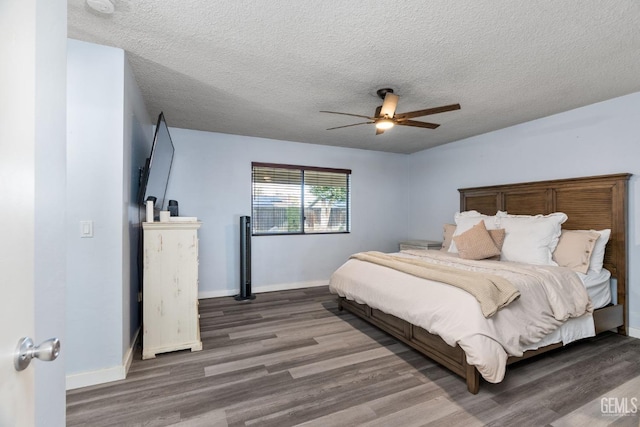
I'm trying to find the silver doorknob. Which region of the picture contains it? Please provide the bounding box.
[14,337,61,371]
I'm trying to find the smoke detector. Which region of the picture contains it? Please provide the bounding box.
[86,0,115,14]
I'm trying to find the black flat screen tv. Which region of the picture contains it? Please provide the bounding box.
[138,112,175,211]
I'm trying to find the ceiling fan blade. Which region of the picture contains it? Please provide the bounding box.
[326,121,373,130]
[394,103,461,120]
[375,127,385,135]
[320,110,373,120]
[396,120,440,129]
[379,93,399,118]
[374,105,382,118]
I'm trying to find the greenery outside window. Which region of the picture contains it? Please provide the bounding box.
[251,162,351,235]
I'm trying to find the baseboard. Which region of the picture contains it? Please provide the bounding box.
[66,327,140,390]
[198,279,328,299]
[66,364,126,390]
[123,327,140,375]
[629,327,640,339]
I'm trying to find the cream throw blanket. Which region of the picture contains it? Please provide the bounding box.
[350,251,520,318]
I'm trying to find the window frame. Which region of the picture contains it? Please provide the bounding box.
[251,162,351,236]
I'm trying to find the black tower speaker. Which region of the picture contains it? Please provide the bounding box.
[235,216,255,301]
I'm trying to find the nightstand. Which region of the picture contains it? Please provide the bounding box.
[399,240,442,251]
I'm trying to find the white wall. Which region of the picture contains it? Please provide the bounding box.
[407,91,640,335]
[66,39,151,387]
[165,129,410,297]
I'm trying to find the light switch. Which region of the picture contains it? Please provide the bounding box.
[80,220,93,238]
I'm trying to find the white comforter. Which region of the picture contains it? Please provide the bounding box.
[329,250,593,383]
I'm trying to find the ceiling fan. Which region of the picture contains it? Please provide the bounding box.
[320,88,460,135]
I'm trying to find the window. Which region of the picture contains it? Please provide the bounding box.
[252,162,351,235]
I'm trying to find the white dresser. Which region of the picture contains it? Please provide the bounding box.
[142,221,202,359]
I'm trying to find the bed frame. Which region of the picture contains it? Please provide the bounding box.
[338,173,630,394]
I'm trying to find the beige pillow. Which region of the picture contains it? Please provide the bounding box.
[552,229,600,274]
[489,228,506,250]
[441,223,456,251]
[453,220,501,260]
[485,228,506,260]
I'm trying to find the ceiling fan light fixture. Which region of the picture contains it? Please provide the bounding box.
[375,119,394,130]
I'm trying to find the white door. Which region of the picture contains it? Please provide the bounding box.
[0,0,67,425]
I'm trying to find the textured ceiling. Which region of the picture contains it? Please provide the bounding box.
[68,1,640,154]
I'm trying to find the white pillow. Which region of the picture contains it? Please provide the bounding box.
[587,229,611,274]
[449,211,501,253]
[497,212,568,265]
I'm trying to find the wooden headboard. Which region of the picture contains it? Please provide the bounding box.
[459,173,631,335]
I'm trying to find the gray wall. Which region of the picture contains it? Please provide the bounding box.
[123,55,153,365]
[165,128,410,297]
[407,91,640,336]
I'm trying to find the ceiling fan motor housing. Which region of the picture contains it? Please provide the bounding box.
[376,88,395,100]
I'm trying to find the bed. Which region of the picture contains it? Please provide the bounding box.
[329,173,630,394]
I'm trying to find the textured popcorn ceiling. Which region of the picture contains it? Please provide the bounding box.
[68,1,640,154]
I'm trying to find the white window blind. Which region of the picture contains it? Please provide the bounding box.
[251,162,351,235]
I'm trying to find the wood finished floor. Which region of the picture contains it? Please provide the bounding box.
[67,286,640,426]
